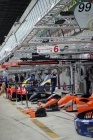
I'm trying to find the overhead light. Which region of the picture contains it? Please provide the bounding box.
[42,39,49,43]
[64,46,69,50]
[60,11,74,16]
[20,57,29,61]
[55,19,65,24]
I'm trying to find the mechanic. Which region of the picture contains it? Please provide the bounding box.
[20,74,24,83]
[3,68,9,97]
[14,73,19,83]
[51,71,57,94]
[44,72,51,81]
[88,66,93,94]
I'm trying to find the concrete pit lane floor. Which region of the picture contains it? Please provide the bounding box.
[0,93,92,140]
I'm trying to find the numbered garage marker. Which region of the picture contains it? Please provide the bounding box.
[37,45,60,53]
[78,2,91,12]
[54,46,59,52]
[74,2,93,29]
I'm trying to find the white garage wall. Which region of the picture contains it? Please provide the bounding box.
[59,68,71,93]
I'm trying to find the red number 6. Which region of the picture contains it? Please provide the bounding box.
[54,46,58,52]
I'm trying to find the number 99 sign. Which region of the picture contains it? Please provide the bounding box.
[74,2,93,28]
[78,2,91,12]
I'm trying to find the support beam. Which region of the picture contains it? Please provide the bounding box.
[33,25,79,30]
[23,41,93,46]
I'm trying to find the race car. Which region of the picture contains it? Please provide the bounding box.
[37,92,74,111]
[7,77,37,100]
[36,93,61,111]
[7,85,16,100]
[37,92,93,112]
[74,107,93,138]
[63,93,93,112]
[29,90,51,103]
[7,85,26,100]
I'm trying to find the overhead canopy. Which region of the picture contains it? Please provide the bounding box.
[0,0,31,45]
[0,0,93,66]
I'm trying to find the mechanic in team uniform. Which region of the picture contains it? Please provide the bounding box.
[51,71,57,94]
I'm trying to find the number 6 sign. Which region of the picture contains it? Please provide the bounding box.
[74,2,93,28]
[54,46,59,52]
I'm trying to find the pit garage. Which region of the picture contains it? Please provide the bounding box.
[0,0,93,140]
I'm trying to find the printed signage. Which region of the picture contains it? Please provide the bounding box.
[74,2,93,29]
[37,46,60,54]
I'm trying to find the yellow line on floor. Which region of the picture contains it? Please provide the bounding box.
[17,107,28,115]
[2,95,16,105]
[32,119,60,138]
[2,96,16,105]
[9,100,15,105]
